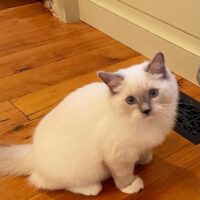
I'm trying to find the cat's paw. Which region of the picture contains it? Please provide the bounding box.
[29,172,60,190]
[137,151,153,165]
[120,177,144,194]
[67,183,102,196]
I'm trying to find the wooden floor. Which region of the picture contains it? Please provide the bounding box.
[0,0,41,10]
[0,2,199,200]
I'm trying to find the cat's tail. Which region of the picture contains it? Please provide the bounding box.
[0,144,33,176]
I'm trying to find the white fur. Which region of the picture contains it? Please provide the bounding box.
[120,176,144,194]
[0,61,178,195]
[0,144,32,176]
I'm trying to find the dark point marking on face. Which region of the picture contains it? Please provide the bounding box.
[146,52,167,79]
[125,88,160,115]
[140,103,152,115]
[97,71,124,94]
[138,92,152,115]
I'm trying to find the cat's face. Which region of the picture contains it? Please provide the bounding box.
[98,53,178,121]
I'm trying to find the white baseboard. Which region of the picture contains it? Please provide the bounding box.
[79,0,200,86]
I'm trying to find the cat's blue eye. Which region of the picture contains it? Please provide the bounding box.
[126,96,137,105]
[149,88,159,98]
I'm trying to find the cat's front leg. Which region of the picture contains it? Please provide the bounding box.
[106,161,144,194]
[137,151,153,165]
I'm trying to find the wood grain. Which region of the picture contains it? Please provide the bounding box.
[12,56,146,119]
[0,0,45,21]
[0,20,90,56]
[0,43,138,102]
[0,2,199,200]
[0,3,50,39]
[0,119,39,145]
[0,29,116,78]
[0,0,42,10]
[0,101,28,136]
[0,0,41,10]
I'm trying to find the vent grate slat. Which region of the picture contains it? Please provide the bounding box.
[174,91,200,145]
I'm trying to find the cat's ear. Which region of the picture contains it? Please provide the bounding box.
[97,71,124,94]
[147,52,166,78]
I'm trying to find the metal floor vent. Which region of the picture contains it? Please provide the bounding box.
[174,91,200,145]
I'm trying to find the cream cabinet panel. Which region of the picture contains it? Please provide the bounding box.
[120,0,200,38]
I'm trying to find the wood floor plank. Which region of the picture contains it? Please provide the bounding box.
[0,29,116,78]
[12,56,146,119]
[0,119,39,144]
[0,4,52,41]
[0,101,28,136]
[0,13,52,42]
[0,176,38,200]
[0,21,91,56]
[0,43,138,102]
[0,13,67,53]
[0,2,46,24]
[0,0,41,10]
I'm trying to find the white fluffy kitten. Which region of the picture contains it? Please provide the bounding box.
[0,53,178,195]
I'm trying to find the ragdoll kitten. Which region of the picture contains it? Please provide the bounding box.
[0,53,178,195]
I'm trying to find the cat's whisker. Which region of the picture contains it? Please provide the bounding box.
[173,114,188,122]
[160,103,177,107]
[176,110,191,118]
[157,111,175,119]
[160,105,192,118]
[169,111,188,120]
[161,102,196,107]
[176,110,191,117]
[177,102,196,106]
[157,110,187,122]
